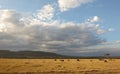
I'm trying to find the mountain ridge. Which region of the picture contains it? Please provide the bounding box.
[0,50,74,59]
[0,50,120,59]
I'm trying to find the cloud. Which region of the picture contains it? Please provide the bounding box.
[96,29,106,34]
[0,4,109,55]
[88,16,100,23]
[0,9,106,53]
[116,40,120,44]
[0,9,24,33]
[36,4,54,21]
[0,23,7,32]
[58,0,94,12]
[108,28,114,32]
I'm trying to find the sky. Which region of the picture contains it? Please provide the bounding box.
[0,0,120,56]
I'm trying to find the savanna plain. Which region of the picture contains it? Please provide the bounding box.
[0,59,120,74]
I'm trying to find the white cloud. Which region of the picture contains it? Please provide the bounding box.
[108,28,114,32]
[60,22,75,28]
[58,0,94,12]
[0,23,7,32]
[95,24,99,29]
[88,16,99,23]
[116,40,120,44]
[91,16,99,22]
[36,4,54,21]
[96,29,106,34]
[86,16,106,35]
[0,9,23,33]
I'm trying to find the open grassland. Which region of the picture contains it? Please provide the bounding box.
[0,59,120,74]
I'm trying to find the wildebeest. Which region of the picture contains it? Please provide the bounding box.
[77,59,80,61]
[60,59,64,62]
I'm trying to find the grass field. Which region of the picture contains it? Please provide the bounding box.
[0,59,120,74]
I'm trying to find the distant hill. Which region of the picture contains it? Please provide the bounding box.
[0,50,120,59]
[0,50,75,59]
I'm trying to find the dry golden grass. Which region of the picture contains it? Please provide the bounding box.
[0,59,120,74]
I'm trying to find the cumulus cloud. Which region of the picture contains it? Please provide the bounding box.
[88,16,99,23]
[36,4,54,21]
[96,29,106,34]
[0,4,110,55]
[0,23,7,32]
[0,9,24,33]
[0,9,106,53]
[58,0,94,12]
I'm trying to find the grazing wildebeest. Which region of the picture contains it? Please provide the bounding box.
[104,60,108,62]
[60,59,64,62]
[54,59,57,61]
[77,59,80,61]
